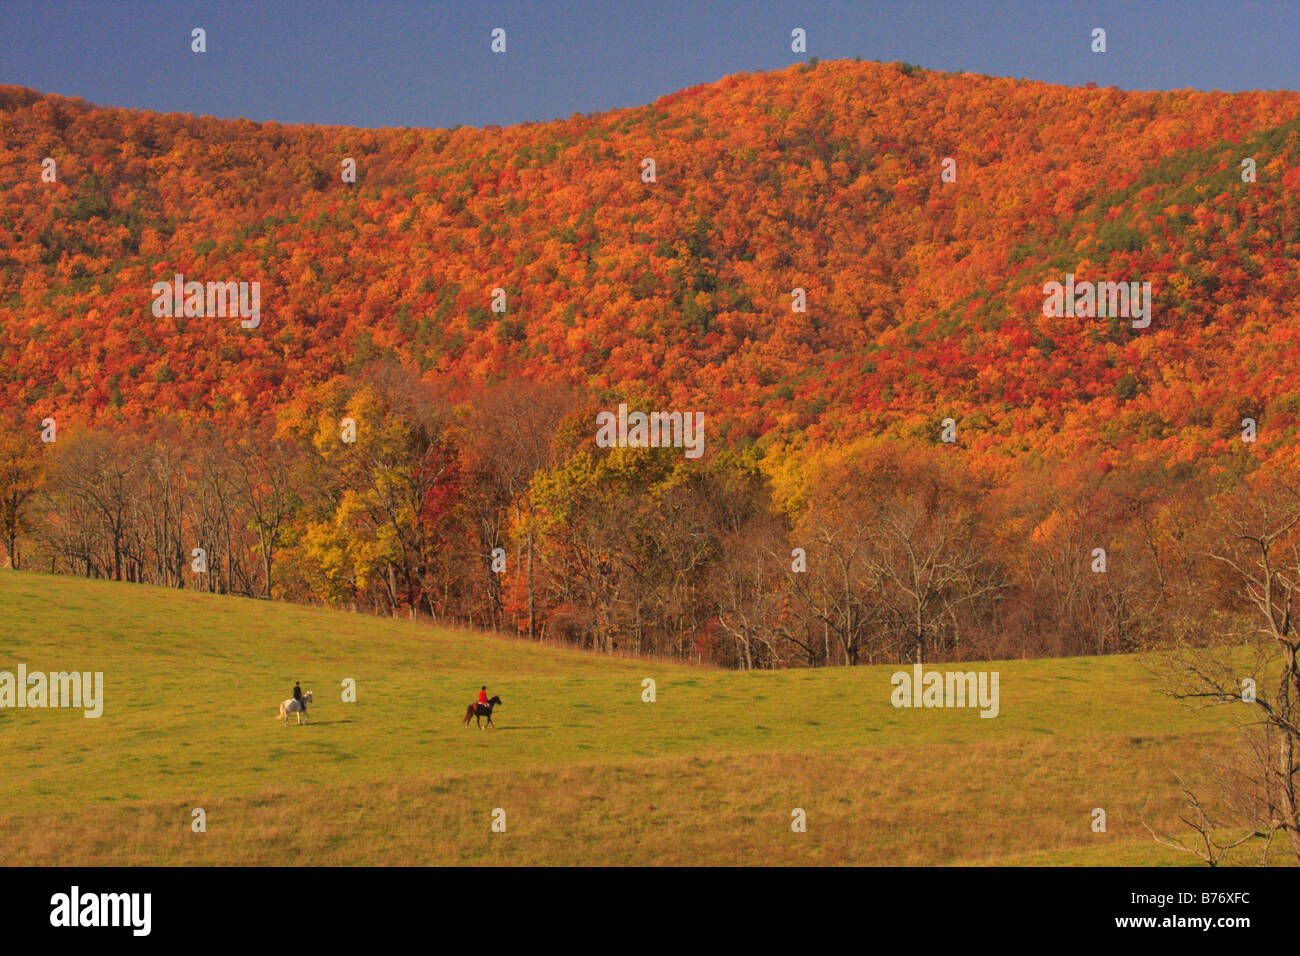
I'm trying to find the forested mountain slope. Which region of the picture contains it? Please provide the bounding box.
[2,60,1298,463]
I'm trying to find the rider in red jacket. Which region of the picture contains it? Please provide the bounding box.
[477,686,489,709]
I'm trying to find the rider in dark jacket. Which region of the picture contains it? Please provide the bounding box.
[293,681,306,714]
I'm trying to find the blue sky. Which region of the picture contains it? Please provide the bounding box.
[1,0,1297,129]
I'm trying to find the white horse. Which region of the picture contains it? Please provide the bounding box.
[278,690,313,725]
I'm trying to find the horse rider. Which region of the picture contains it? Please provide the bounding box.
[293,681,307,716]
[477,685,489,713]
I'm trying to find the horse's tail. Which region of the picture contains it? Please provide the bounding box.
[278,701,287,720]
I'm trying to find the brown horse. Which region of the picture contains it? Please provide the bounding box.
[464,695,502,729]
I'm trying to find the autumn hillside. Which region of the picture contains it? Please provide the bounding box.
[5,51,1300,873]
[3,60,1300,465]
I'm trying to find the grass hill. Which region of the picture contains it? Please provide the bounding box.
[0,569,1262,865]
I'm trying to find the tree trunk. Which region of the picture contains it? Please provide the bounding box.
[526,526,536,639]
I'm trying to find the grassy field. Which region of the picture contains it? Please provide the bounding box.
[0,570,1275,865]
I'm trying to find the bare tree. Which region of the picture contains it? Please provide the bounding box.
[791,441,1002,665]
[1141,768,1262,867]
[711,513,790,668]
[231,431,299,599]
[52,430,138,582]
[463,380,573,638]
[1153,469,1300,862]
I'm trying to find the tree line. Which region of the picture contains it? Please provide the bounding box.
[0,366,1280,671]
